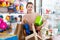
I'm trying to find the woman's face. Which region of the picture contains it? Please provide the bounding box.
[26,4,33,12]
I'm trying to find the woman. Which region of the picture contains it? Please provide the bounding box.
[23,2,46,34]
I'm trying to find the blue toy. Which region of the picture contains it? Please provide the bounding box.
[23,23,30,35]
[8,4,17,13]
[0,15,3,18]
[10,15,17,23]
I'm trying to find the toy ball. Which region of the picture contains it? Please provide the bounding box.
[34,16,43,26]
[0,18,3,24]
[0,22,7,30]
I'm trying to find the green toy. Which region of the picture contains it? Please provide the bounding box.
[34,16,43,26]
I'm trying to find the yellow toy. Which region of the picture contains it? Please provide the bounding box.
[6,15,10,21]
[16,6,19,11]
[2,2,6,7]
[20,6,24,10]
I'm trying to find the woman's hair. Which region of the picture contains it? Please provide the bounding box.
[26,2,33,8]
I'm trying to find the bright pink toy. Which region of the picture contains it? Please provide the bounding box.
[0,22,7,30]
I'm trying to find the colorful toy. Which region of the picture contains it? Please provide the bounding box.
[0,22,7,30]
[0,0,10,7]
[23,20,31,35]
[34,16,43,26]
[23,23,30,35]
[0,18,8,32]
[0,15,3,18]
[6,15,17,23]
[6,15,10,21]
[20,3,24,13]
[2,2,6,7]
[15,4,19,11]
[8,4,17,13]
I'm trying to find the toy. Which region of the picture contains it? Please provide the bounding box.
[10,16,17,23]
[0,15,3,18]
[0,22,7,30]
[6,15,17,23]
[6,15,10,21]
[15,5,19,11]
[0,18,8,32]
[34,16,43,26]
[20,3,24,13]
[2,2,6,7]
[23,20,30,35]
[0,0,10,7]
[8,4,17,13]
[23,23,30,35]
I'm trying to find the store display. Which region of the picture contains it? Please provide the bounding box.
[6,15,17,23]
[34,16,43,26]
[0,0,10,7]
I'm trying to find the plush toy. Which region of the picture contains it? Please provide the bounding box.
[6,15,10,22]
[0,22,7,30]
[8,4,17,13]
[0,18,8,32]
[20,3,24,13]
[23,23,30,35]
[6,15,17,23]
[0,15,3,18]
[34,16,43,26]
[2,2,6,7]
[23,20,30,35]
